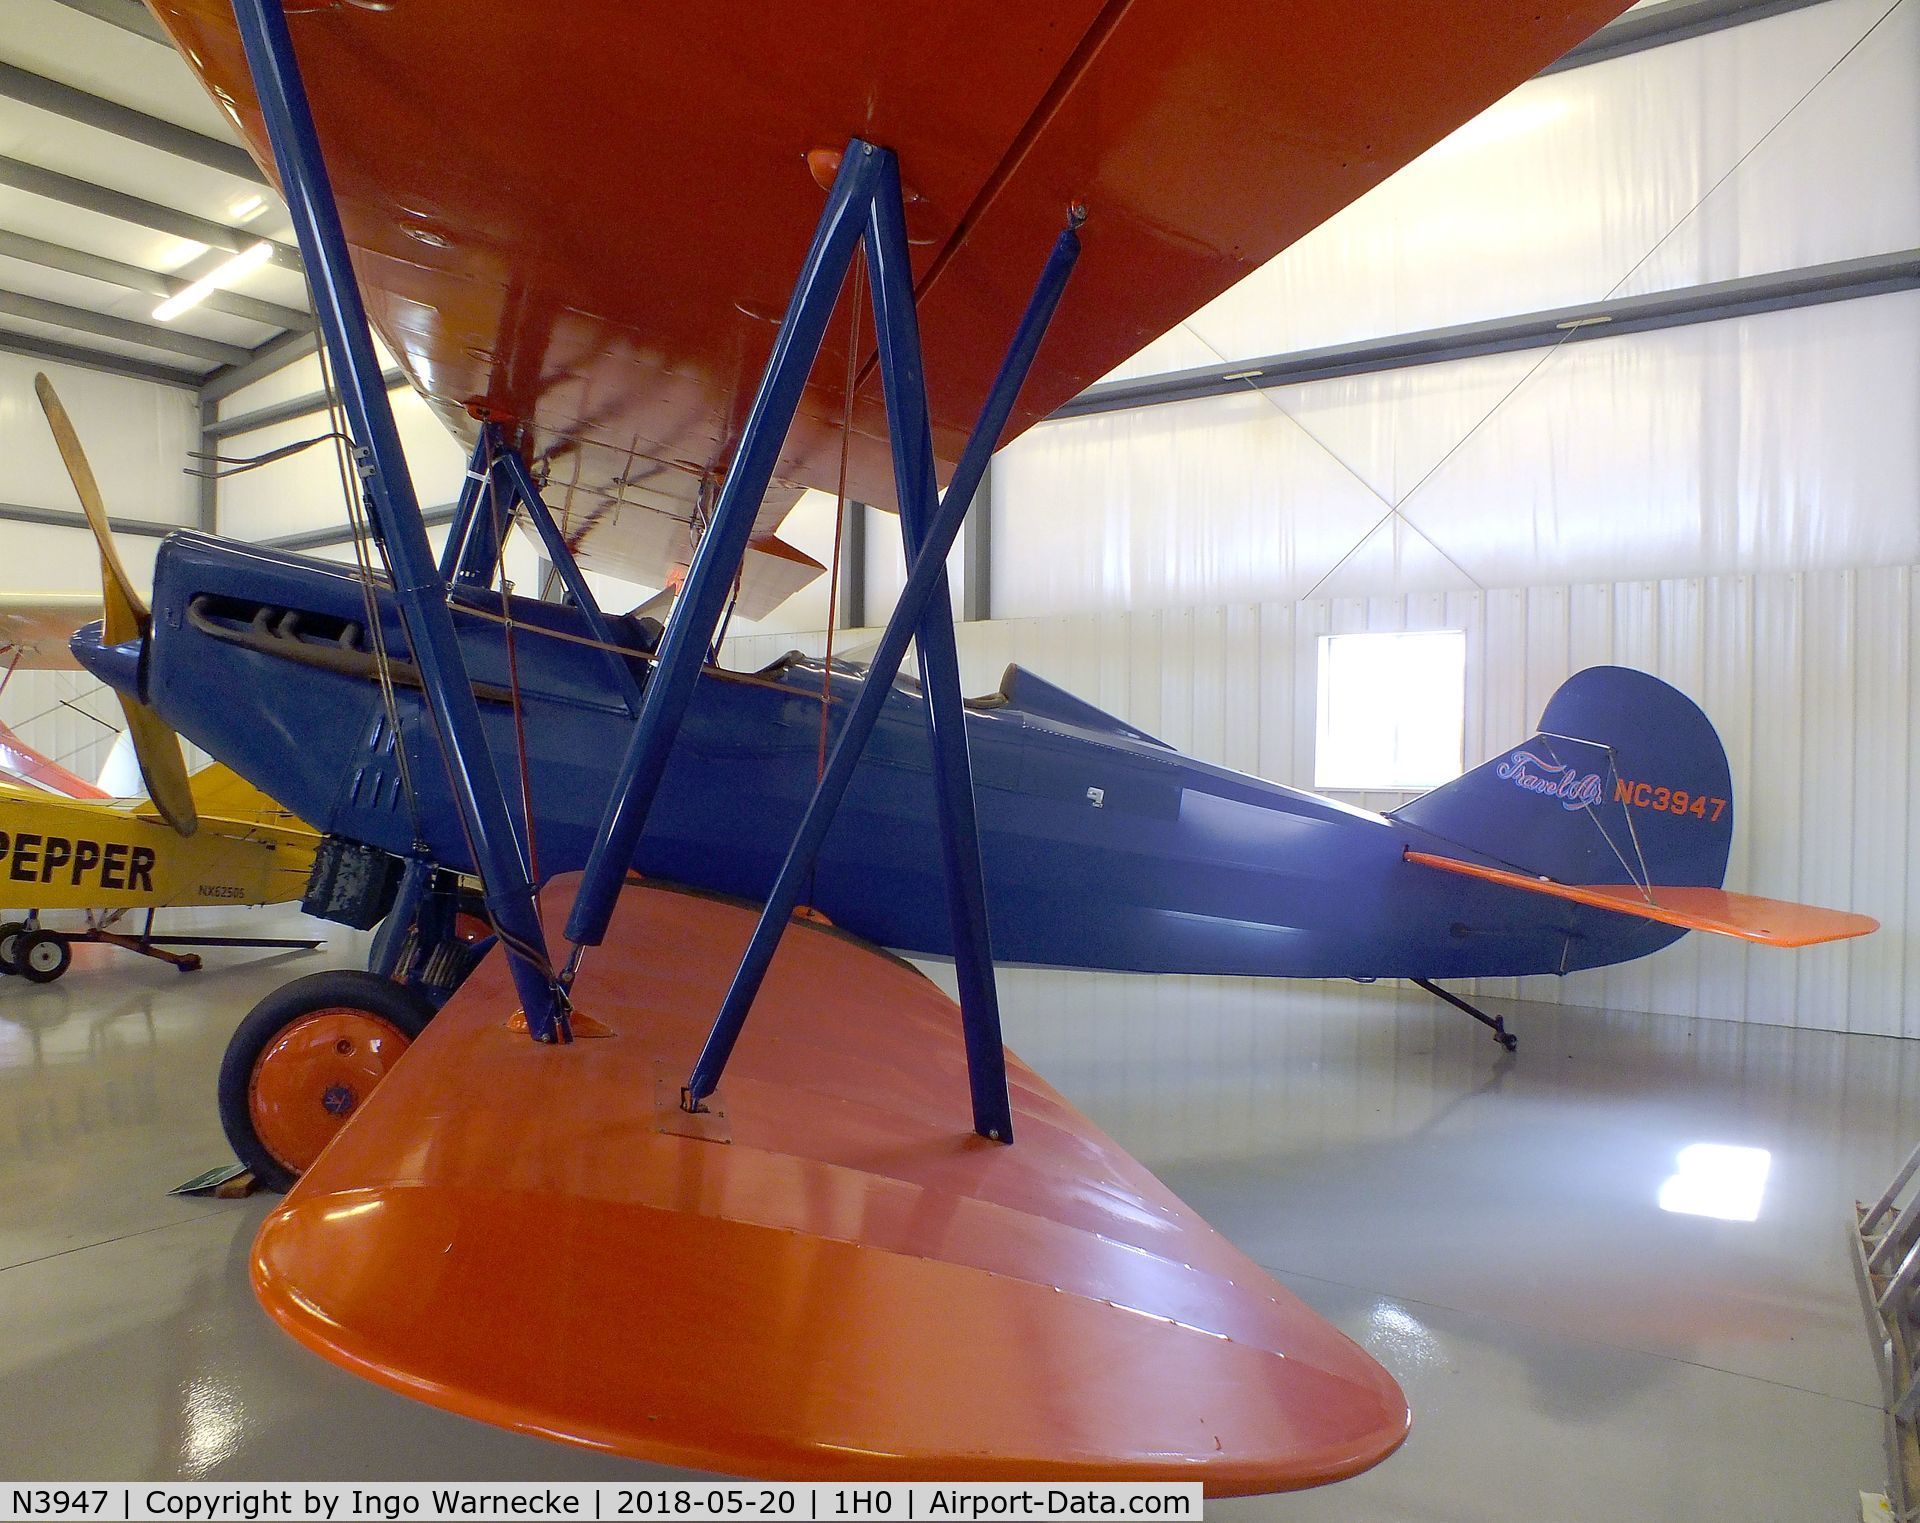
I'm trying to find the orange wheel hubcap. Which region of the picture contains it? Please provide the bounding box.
[249,1008,412,1176]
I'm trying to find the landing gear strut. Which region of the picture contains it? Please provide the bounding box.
[1413,977,1518,1052]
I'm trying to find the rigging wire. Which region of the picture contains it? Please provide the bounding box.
[307,308,424,846]
[818,247,866,783]
[1531,730,1655,900]
[499,579,544,892]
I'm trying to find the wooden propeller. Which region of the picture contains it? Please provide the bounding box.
[33,374,197,836]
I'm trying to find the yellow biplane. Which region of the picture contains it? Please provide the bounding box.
[0,763,319,981]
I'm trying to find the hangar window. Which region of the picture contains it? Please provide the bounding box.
[1314,630,1466,791]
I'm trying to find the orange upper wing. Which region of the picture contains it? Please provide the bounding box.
[150,0,1630,590]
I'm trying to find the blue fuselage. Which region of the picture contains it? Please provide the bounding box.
[83,533,1673,979]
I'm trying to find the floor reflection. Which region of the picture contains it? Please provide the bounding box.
[0,915,1902,1518]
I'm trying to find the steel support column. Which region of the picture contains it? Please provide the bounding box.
[231,0,567,1040]
[195,394,217,532]
[961,463,991,622]
[840,501,867,630]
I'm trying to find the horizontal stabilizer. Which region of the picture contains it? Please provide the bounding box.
[1406,850,1878,948]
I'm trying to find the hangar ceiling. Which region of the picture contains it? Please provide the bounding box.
[0,0,311,390]
[0,0,1875,554]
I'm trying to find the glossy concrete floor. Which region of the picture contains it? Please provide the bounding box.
[1,909,1910,1519]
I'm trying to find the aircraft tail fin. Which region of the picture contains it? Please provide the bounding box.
[1392,666,1735,893]
[1392,666,1877,952]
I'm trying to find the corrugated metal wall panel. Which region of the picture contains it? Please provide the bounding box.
[1797,571,1856,1030]
[1907,571,1920,1042]
[1745,573,1805,1028]
[1849,567,1910,1039]
[1,350,198,528]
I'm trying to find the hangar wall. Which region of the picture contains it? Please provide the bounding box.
[724,563,1917,1040]
[728,0,1920,1038]
[0,348,194,786]
[989,292,1920,612]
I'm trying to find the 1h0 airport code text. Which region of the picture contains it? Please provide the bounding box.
[5,1485,1203,1522]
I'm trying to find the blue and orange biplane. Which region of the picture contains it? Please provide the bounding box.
[68,0,1876,1495]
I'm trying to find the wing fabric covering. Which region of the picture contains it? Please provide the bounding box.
[0,717,110,799]
[0,594,102,671]
[146,0,1632,592]
[252,878,1411,1492]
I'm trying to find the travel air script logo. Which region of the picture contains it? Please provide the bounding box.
[1496,750,1603,811]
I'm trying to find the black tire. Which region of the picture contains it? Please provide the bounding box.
[218,969,435,1192]
[0,919,29,975]
[16,929,70,983]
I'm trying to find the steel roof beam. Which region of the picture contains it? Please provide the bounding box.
[0,326,201,386]
[0,499,178,537]
[197,327,319,403]
[259,503,456,553]
[42,0,173,46]
[0,229,307,331]
[206,365,406,438]
[0,287,248,367]
[0,62,267,185]
[0,157,299,270]
[1543,0,1835,73]
[1050,249,1920,422]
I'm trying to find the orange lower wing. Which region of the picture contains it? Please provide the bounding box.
[1406,850,1878,947]
[252,877,1408,1493]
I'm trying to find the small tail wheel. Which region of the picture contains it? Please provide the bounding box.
[219,969,435,1191]
[16,929,71,984]
[0,919,31,975]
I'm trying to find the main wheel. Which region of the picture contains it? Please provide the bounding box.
[16,929,71,983]
[219,970,435,1191]
[0,919,30,975]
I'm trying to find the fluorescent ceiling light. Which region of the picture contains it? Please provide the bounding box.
[153,241,272,321]
[156,238,207,271]
[229,193,266,222]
